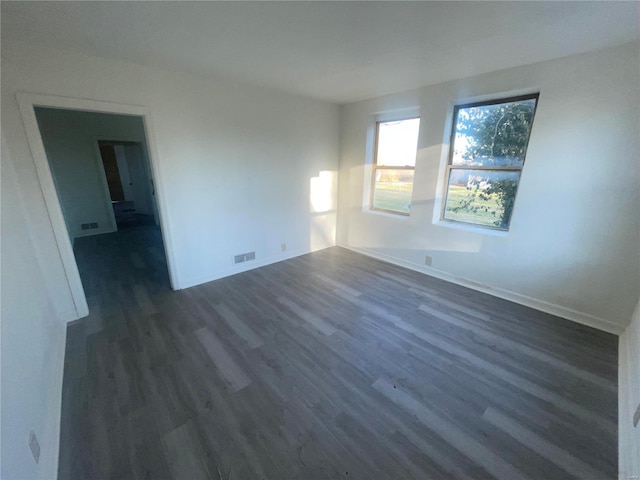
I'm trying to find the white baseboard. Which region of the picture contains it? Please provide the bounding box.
[338,243,624,335]
[179,243,335,290]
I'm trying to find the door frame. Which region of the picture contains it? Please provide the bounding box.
[17,93,180,319]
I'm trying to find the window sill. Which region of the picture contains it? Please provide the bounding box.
[433,219,509,237]
[365,208,410,219]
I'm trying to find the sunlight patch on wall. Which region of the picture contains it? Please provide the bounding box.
[310,170,337,213]
[309,170,337,251]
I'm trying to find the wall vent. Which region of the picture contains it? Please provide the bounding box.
[233,251,256,265]
[81,222,99,230]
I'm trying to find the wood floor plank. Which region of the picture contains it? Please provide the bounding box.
[132,283,158,315]
[194,326,252,392]
[163,422,213,480]
[276,296,338,336]
[483,407,608,480]
[130,251,146,269]
[418,302,616,392]
[311,272,362,297]
[372,376,532,480]
[212,302,264,349]
[390,315,617,434]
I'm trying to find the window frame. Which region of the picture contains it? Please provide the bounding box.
[440,93,539,231]
[370,116,420,216]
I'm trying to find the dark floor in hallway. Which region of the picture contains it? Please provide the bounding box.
[59,227,618,479]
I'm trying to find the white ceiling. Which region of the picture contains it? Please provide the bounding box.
[2,2,639,104]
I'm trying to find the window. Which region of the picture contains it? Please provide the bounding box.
[442,94,539,230]
[371,117,420,215]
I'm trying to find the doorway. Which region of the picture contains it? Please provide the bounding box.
[17,93,179,319]
[98,141,159,230]
[32,106,171,290]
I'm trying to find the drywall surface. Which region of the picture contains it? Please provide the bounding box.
[34,108,147,239]
[338,42,639,332]
[1,134,67,479]
[620,299,640,479]
[2,40,339,297]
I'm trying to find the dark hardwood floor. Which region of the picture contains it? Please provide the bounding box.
[59,226,618,480]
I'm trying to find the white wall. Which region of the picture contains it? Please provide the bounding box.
[1,134,67,480]
[34,108,148,239]
[620,299,640,479]
[338,42,639,333]
[2,38,339,301]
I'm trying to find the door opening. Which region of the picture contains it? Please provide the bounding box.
[98,141,158,230]
[17,93,179,320]
[30,105,174,317]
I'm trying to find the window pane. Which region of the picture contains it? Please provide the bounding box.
[452,97,537,167]
[376,118,420,167]
[443,169,520,229]
[372,168,414,214]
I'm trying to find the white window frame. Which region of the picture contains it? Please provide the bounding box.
[435,92,539,232]
[368,112,421,216]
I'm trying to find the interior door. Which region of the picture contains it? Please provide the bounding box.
[99,144,125,201]
[113,145,134,202]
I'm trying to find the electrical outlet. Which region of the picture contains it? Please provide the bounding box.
[29,430,40,463]
[425,255,432,266]
[281,243,287,252]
